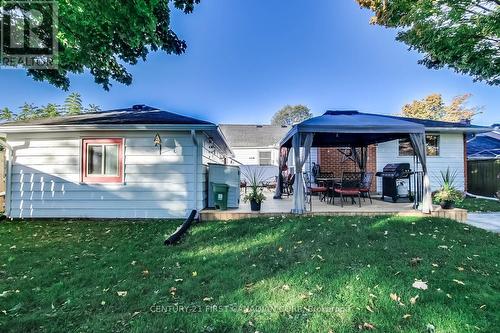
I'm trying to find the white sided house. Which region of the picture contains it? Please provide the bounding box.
[219,124,290,166]
[219,124,319,181]
[0,105,232,219]
[306,116,490,193]
[373,118,490,193]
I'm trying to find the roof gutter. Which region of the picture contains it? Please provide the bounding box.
[424,127,491,134]
[0,123,219,133]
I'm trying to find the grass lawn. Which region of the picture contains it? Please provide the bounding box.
[455,198,500,212]
[0,216,499,333]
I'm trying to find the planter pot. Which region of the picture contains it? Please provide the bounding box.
[440,200,454,209]
[250,199,261,212]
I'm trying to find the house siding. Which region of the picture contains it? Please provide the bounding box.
[376,133,466,192]
[231,147,280,166]
[7,130,208,219]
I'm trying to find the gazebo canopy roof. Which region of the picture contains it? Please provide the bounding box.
[280,110,425,148]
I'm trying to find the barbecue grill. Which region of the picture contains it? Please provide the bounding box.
[376,163,414,202]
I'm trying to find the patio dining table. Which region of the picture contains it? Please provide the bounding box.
[313,177,342,204]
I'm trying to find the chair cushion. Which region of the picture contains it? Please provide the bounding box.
[334,188,360,195]
[310,186,328,193]
[359,188,370,193]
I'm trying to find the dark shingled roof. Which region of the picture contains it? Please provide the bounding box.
[219,124,290,148]
[383,114,489,130]
[0,105,214,126]
[467,132,500,159]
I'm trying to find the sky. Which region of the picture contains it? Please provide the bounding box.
[0,0,498,126]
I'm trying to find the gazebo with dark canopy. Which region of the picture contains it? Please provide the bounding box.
[274,110,433,214]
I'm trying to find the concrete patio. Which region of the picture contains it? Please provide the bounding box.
[200,190,467,222]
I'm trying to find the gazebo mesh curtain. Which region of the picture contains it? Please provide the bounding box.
[351,146,368,171]
[291,133,314,213]
[273,146,290,199]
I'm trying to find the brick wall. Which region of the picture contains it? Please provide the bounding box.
[318,145,377,192]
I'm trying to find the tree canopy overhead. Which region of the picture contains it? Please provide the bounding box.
[6,0,200,90]
[400,93,482,122]
[271,105,313,126]
[356,0,500,85]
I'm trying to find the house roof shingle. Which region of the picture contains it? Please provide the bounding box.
[0,105,213,126]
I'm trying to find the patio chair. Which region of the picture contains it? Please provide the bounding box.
[305,173,328,202]
[240,180,247,194]
[334,172,363,207]
[359,172,374,204]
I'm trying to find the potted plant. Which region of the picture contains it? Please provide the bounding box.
[433,168,464,209]
[241,166,267,211]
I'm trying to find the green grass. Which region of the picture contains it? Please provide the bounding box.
[0,216,499,333]
[455,198,500,212]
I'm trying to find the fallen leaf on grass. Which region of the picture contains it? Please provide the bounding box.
[192,271,197,277]
[202,297,213,302]
[117,291,127,297]
[366,305,374,313]
[410,257,422,266]
[282,284,290,291]
[361,322,375,330]
[410,295,419,304]
[390,293,405,306]
[174,278,183,282]
[403,314,411,319]
[457,267,464,271]
[453,279,465,285]
[412,280,428,290]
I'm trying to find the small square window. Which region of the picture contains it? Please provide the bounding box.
[82,138,123,183]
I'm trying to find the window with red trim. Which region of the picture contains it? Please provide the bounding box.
[82,138,123,183]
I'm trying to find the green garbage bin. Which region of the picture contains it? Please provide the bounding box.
[212,183,229,210]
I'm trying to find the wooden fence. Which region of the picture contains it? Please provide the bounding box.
[467,159,500,197]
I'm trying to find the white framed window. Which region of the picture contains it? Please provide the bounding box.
[82,138,124,183]
[258,151,272,166]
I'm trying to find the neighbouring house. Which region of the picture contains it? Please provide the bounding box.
[219,124,318,181]
[466,124,500,197]
[219,124,291,166]
[0,105,232,219]
[467,124,500,160]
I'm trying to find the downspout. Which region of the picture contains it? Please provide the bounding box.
[191,130,199,217]
[0,138,12,218]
